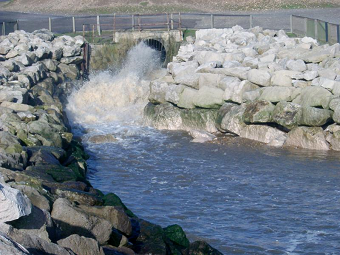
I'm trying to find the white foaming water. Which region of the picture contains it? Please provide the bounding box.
[66,42,164,128]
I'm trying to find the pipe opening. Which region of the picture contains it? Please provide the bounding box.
[143,39,166,64]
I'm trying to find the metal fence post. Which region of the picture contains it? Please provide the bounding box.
[166,13,170,31]
[314,19,318,41]
[49,17,52,32]
[325,22,328,43]
[171,13,174,30]
[2,22,5,35]
[304,17,307,36]
[132,14,135,31]
[337,25,340,43]
[97,15,101,36]
[72,17,76,33]
[210,14,214,29]
[249,15,253,29]
[290,15,293,33]
[15,20,18,31]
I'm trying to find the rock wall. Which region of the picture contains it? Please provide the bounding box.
[0,30,222,255]
[145,26,340,151]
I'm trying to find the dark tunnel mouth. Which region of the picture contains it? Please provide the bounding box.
[143,39,166,64]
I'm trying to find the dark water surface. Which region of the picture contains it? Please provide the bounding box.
[85,127,340,254]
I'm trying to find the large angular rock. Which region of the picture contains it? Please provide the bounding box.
[240,125,287,147]
[284,127,329,150]
[189,240,223,255]
[247,69,271,86]
[198,73,224,89]
[223,80,259,104]
[164,224,190,248]
[293,86,332,109]
[216,103,246,135]
[193,86,224,109]
[243,100,275,124]
[0,181,32,223]
[177,87,198,109]
[286,59,307,72]
[298,107,332,127]
[218,76,241,90]
[259,86,294,103]
[0,232,30,255]
[189,129,216,143]
[148,81,168,104]
[78,205,132,236]
[272,101,302,130]
[169,61,199,89]
[333,105,340,124]
[325,124,340,151]
[51,198,113,244]
[58,234,104,255]
[165,84,185,105]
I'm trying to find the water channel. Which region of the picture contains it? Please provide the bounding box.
[66,43,340,254]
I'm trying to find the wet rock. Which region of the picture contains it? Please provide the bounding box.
[284,127,329,150]
[148,81,168,104]
[188,240,223,255]
[272,101,302,130]
[58,234,104,255]
[243,100,275,124]
[217,103,246,135]
[103,193,135,218]
[298,107,332,127]
[135,220,167,255]
[54,188,103,206]
[189,129,216,143]
[58,64,80,80]
[88,134,117,144]
[78,205,132,236]
[193,86,224,109]
[164,224,190,248]
[293,86,332,109]
[240,125,287,147]
[51,198,113,244]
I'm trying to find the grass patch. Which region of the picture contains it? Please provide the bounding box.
[286,32,297,38]
[183,29,196,40]
[140,1,149,7]
[280,2,339,9]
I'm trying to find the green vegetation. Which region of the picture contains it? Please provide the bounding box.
[286,32,297,38]
[280,2,339,9]
[183,29,196,41]
[140,1,149,7]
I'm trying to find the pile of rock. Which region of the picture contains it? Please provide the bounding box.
[0,30,222,255]
[145,26,340,150]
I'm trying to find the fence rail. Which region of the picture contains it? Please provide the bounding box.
[1,13,253,36]
[291,15,340,44]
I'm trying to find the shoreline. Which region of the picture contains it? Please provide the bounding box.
[0,29,222,254]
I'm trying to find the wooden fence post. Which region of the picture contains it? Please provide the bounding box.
[314,19,318,41]
[304,17,307,36]
[167,13,170,31]
[249,15,253,29]
[113,13,116,41]
[290,15,293,33]
[2,22,5,35]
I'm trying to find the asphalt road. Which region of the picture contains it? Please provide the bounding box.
[0,8,339,34]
